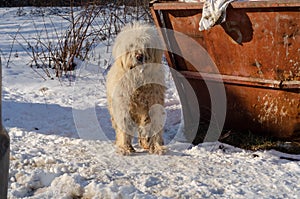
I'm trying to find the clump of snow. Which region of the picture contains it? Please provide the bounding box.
[0,7,299,199]
[44,174,84,198]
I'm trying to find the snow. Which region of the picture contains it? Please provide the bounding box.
[1,7,299,199]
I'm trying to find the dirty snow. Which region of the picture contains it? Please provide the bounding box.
[1,7,299,199]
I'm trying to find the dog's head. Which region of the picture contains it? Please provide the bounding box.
[112,22,163,71]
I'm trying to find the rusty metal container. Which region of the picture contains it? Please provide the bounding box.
[150,0,300,141]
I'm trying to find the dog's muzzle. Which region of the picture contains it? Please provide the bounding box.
[134,54,146,73]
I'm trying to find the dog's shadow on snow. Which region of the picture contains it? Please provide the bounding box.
[3,100,180,139]
[3,100,79,138]
[2,100,115,140]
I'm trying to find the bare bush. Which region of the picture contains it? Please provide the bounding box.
[1,0,151,7]
[11,2,152,80]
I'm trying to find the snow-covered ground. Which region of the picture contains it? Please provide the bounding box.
[1,7,300,199]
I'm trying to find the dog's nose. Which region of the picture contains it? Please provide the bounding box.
[136,54,144,63]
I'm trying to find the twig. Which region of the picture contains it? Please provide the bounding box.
[7,25,22,68]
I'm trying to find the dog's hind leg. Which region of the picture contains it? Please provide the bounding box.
[115,128,135,155]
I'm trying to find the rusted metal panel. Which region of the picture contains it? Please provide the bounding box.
[185,73,300,139]
[150,1,300,140]
[207,6,300,81]
[156,4,300,81]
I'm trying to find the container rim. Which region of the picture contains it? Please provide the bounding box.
[150,0,300,10]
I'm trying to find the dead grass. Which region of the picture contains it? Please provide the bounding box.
[193,125,300,154]
[219,130,300,154]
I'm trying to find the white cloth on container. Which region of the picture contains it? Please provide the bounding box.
[199,0,236,31]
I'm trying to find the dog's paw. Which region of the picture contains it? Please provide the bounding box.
[149,145,167,155]
[139,138,150,150]
[116,145,136,156]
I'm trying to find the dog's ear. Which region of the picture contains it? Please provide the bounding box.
[112,44,121,60]
[116,55,131,72]
[114,57,125,71]
[122,54,130,71]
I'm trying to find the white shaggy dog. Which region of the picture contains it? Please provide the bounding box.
[106,22,166,155]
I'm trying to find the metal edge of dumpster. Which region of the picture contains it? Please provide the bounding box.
[0,57,9,199]
[149,0,202,143]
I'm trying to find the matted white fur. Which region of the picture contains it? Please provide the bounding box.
[106,22,166,155]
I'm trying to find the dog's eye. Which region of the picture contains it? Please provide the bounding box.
[136,54,144,63]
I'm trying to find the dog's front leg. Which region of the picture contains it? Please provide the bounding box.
[114,113,136,155]
[147,104,166,155]
[115,128,135,155]
[110,90,137,155]
[149,131,166,155]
